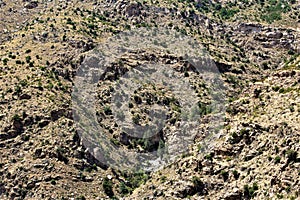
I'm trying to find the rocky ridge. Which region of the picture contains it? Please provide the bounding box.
[0,0,299,199]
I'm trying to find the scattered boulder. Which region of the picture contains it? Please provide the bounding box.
[38,119,50,128]
[266,31,283,39]
[50,109,66,121]
[12,117,23,133]
[24,1,38,9]
[224,188,242,200]
[124,3,142,17]
[19,93,31,100]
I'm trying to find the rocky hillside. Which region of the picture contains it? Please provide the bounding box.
[0,0,299,199]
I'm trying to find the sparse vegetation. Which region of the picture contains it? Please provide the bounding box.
[103,177,114,197]
[244,183,259,198]
[0,0,299,199]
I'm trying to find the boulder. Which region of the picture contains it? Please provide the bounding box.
[266,31,283,39]
[24,1,38,9]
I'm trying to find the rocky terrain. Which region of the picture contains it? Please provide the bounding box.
[0,0,299,199]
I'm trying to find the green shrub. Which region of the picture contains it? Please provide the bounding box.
[260,0,291,23]
[279,88,285,93]
[12,114,21,121]
[192,176,204,191]
[160,175,167,183]
[286,150,297,163]
[220,170,229,181]
[272,86,280,92]
[75,195,86,200]
[104,106,112,115]
[244,182,259,198]
[15,85,22,94]
[119,182,131,195]
[25,56,31,63]
[103,177,114,197]
[232,170,240,180]
[274,156,281,164]
[2,58,8,65]
[118,170,149,197]
[219,7,239,19]
[50,179,56,185]
[204,153,213,161]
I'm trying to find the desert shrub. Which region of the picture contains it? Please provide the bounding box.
[12,114,21,121]
[219,7,239,19]
[104,106,112,115]
[160,176,167,183]
[118,170,149,196]
[75,196,86,200]
[14,85,22,94]
[2,58,8,65]
[260,0,291,23]
[232,170,240,179]
[103,177,114,197]
[192,176,205,191]
[279,88,285,93]
[25,56,31,63]
[119,181,131,195]
[244,182,259,198]
[8,54,16,59]
[272,86,280,92]
[204,153,213,161]
[274,156,281,164]
[286,149,297,163]
[229,132,243,144]
[220,170,229,181]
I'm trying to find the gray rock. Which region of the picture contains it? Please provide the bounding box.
[19,93,31,100]
[24,1,38,9]
[266,31,283,39]
[50,109,66,121]
[38,120,50,128]
[41,32,48,38]
[224,188,241,200]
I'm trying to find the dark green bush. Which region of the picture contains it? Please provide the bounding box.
[232,170,240,179]
[119,181,131,195]
[3,58,8,65]
[220,170,229,181]
[103,177,114,197]
[286,150,297,163]
[244,182,259,198]
[25,56,31,63]
[274,156,281,164]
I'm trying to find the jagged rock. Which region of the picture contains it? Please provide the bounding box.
[215,61,232,73]
[53,68,70,80]
[41,32,48,38]
[237,23,262,33]
[38,120,50,128]
[50,109,66,121]
[119,132,130,145]
[24,1,38,9]
[68,39,95,52]
[12,118,23,133]
[34,148,44,158]
[125,3,142,17]
[19,93,31,100]
[0,133,9,140]
[24,116,34,126]
[224,188,242,200]
[0,0,6,7]
[266,32,283,39]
